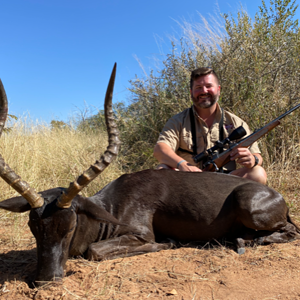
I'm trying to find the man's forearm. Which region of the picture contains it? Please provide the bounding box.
[153,143,183,168]
[153,143,201,172]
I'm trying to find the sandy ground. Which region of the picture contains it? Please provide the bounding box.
[1,211,300,300]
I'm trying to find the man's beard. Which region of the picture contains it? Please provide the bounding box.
[192,93,219,109]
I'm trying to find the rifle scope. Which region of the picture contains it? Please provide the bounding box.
[193,126,247,163]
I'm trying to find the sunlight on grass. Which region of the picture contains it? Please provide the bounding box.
[0,117,123,202]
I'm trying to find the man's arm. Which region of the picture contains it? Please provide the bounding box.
[153,143,202,172]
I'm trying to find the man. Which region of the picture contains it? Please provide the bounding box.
[153,67,267,184]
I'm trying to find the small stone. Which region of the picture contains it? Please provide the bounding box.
[167,289,178,295]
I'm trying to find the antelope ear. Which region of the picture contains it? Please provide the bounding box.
[0,196,31,212]
[0,187,64,212]
[76,198,124,226]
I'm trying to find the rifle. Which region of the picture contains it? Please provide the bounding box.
[193,103,300,172]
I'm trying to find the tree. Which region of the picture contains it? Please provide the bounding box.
[50,120,68,130]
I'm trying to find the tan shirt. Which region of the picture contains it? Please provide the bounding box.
[156,104,261,171]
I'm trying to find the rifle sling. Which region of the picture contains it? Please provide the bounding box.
[218,108,224,173]
[177,106,197,155]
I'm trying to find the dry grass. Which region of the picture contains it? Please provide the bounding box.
[0,118,123,202]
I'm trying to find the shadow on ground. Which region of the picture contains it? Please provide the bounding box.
[0,248,36,286]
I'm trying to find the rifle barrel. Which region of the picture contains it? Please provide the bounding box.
[274,103,300,122]
[240,103,300,142]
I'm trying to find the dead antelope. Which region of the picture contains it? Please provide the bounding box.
[0,64,299,286]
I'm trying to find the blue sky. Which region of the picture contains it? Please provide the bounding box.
[1,0,298,124]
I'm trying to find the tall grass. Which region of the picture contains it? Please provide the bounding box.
[0,117,123,201]
[1,115,300,199]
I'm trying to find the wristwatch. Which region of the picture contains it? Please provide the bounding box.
[253,155,259,168]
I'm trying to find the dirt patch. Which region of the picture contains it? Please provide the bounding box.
[1,213,300,300]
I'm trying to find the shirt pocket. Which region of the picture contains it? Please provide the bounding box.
[180,132,194,152]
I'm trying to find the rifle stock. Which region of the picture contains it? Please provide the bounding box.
[199,102,300,172]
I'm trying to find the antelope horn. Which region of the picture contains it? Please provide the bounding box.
[56,63,121,208]
[0,80,8,137]
[0,79,44,208]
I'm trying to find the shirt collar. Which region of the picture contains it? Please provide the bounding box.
[192,103,222,124]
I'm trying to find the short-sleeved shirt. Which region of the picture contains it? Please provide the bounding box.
[156,104,261,171]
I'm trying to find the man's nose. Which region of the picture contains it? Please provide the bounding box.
[200,86,208,93]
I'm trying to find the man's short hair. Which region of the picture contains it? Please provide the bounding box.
[190,67,220,89]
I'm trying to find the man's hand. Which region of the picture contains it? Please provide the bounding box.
[230,148,260,168]
[178,161,202,172]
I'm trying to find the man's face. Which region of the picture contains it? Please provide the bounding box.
[190,74,220,109]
